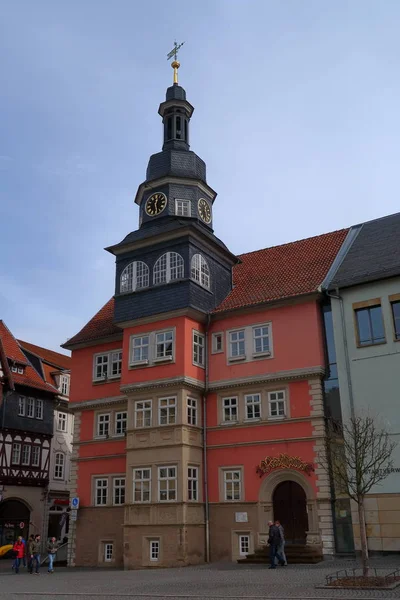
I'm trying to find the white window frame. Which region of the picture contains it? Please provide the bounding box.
[120,261,149,293]
[21,444,31,466]
[32,446,40,467]
[175,198,191,217]
[268,391,286,419]
[135,400,152,428]
[187,397,197,426]
[222,397,238,424]
[17,366,24,374]
[115,411,127,436]
[96,413,110,438]
[133,468,151,503]
[212,332,223,354]
[104,543,113,562]
[239,534,250,556]
[113,477,125,505]
[228,329,246,361]
[27,397,35,418]
[224,469,242,502]
[150,539,160,562]
[54,452,65,480]
[60,374,69,396]
[18,396,25,417]
[130,335,150,365]
[192,331,205,367]
[245,393,261,420]
[11,443,21,464]
[155,330,174,362]
[95,478,108,506]
[153,252,184,285]
[158,397,176,426]
[188,466,198,501]
[110,351,122,378]
[253,324,271,356]
[11,365,18,373]
[190,254,210,289]
[158,466,177,502]
[35,399,43,420]
[57,412,67,432]
[93,350,122,382]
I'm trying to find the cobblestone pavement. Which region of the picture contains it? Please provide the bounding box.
[0,556,399,600]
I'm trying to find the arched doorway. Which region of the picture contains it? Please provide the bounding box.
[273,481,308,544]
[0,499,31,546]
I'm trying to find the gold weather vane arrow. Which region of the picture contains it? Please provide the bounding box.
[167,41,185,84]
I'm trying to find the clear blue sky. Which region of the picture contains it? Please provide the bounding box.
[2,1,400,353]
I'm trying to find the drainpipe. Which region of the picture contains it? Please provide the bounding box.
[203,314,211,563]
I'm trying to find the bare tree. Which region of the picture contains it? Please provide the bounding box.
[323,416,396,576]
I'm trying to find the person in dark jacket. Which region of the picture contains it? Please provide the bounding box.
[275,520,287,566]
[27,535,35,571]
[47,537,58,573]
[12,537,25,574]
[29,534,41,575]
[267,521,285,569]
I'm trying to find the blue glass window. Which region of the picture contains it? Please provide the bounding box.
[391,301,400,340]
[355,305,385,346]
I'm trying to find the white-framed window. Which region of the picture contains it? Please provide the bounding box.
[111,351,122,377]
[60,374,69,396]
[54,452,65,479]
[93,350,122,382]
[133,468,151,502]
[35,399,43,420]
[175,198,191,217]
[115,411,127,436]
[155,330,174,360]
[113,477,125,505]
[21,444,31,466]
[130,335,149,364]
[188,466,198,501]
[27,397,35,418]
[96,413,110,437]
[135,400,152,428]
[187,398,197,426]
[150,539,160,562]
[17,366,24,374]
[158,466,177,502]
[18,396,25,417]
[159,397,176,425]
[212,332,223,354]
[95,478,108,506]
[32,446,40,467]
[223,397,238,423]
[153,252,184,285]
[229,330,245,359]
[253,325,271,355]
[245,394,261,420]
[11,443,21,464]
[57,412,67,432]
[11,365,18,373]
[224,470,242,501]
[193,331,205,367]
[94,354,109,381]
[239,535,250,556]
[104,543,113,562]
[120,261,149,293]
[191,254,210,289]
[268,391,286,419]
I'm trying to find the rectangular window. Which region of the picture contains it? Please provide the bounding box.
[133,468,151,503]
[224,470,241,501]
[239,535,250,556]
[193,331,205,367]
[57,412,67,432]
[60,375,69,396]
[32,446,40,467]
[212,332,223,354]
[95,479,108,506]
[130,335,150,364]
[12,443,21,464]
[115,411,127,436]
[391,301,400,340]
[268,391,286,418]
[175,199,191,217]
[223,397,238,423]
[229,330,245,359]
[253,325,270,355]
[159,397,176,426]
[245,394,261,420]
[187,398,197,426]
[93,350,122,381]
[35,399,43,420]
[17,366,24,374]
[104,543,113,562]
[18,396,25,417]
[21,444,31,466]
[94,354,109,381]
[54,453,65,479]
[11,365,18,373]
[27,397,35,418]
[355,305,385,346]
[155,331,174,360]
[150,540,160,562]
[113,478,125,505]
[158,466,177,502]
[96,413,110,437]
[110,351,122,377]
[135,400,152,428]
[188,466,198,501]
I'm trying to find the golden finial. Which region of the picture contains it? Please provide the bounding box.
[167,41,185,85]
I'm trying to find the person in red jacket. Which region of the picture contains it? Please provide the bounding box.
[12,536,25,574]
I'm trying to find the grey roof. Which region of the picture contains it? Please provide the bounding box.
[328,212,400,289]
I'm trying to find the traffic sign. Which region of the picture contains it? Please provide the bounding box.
[70,497,79,509]
[19,522,25,529]
[70,510,78,521]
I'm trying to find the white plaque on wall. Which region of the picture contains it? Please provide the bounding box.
[235,512,248,522]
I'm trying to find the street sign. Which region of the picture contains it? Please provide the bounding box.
[70,510,78,522]
[70,497,79,509]
[19,522,25,529]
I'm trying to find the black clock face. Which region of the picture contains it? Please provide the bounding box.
[145,192,167,216]
[198,198,212,224]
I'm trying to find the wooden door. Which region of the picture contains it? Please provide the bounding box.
[273,481,308,544]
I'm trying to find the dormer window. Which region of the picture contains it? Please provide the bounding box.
[11,364,24,374]
[191,254,210,289]
[153,252,184,285]
[60,374,70,396]
[120,261,149,293]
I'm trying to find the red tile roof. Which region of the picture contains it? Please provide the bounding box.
[63,298,121,348]
[18,340,71,370]
[214,228,349,313]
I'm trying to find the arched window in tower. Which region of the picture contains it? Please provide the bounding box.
[153,252,184,285]
[120,261,149,293]
[191,254,210,289]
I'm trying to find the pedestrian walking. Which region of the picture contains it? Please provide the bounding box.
[29,534,41,575]
[267,520,285,569]
[12,536,25,574]
[27,535,35,572]
[21,536,27,567]
[47,537,58,573]
[275,520,287,566]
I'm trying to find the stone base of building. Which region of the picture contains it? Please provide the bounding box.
[351,494,400,552]
[0,485,46,546]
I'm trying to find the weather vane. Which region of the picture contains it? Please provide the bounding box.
[167,41,185,85]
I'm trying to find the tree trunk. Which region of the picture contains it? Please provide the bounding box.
[358,497,369,577]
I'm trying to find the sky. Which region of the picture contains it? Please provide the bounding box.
[1,0,400,354]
